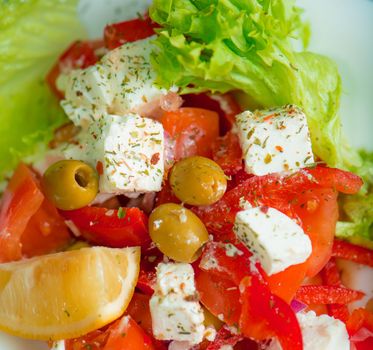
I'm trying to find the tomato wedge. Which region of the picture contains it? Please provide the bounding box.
[104,16,156,50]
[65,315,156,350]
[161,108,219,161]
[0,163,70,262]
[60,206,150,248]
[212,131,243,176]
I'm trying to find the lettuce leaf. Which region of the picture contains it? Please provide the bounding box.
[149,0,361,170]
[0,0,85,180]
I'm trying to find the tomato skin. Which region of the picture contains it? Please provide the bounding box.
[104,16,156,50]
[294,188,339,277]
[126,293,153,335]
[205,325,243,350]
[65,315,157,350]
[195,269,242,326]
[262,262,307,303]
[105,316,155,350]
[182,93,241,135]
[46,40,101,99]
[161,108,219,161]
[0,163,70,262]
[60,206,150,248]
[212,131,243,176]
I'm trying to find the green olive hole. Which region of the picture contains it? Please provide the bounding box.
[75,169,89,188]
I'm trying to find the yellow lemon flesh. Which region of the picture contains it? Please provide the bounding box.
[0,246,140,340]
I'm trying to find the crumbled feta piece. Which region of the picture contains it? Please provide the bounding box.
[233,206,312,275]
[150,263,205,344]
[155,263,197,296]
[50,341,65,350]
[235,105,314,176]
[63,113,164,194]
[62,37,165,126]
[267,311,350,350]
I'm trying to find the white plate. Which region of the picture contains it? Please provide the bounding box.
[0,0,372,349]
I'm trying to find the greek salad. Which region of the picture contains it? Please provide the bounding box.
[0,1,372,350]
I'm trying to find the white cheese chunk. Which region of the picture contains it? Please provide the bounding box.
[235,105,314,176]
[267,311,350,350]
[150,263,205,344]
[63,113,164,194]
[233,206,312,275]
[62,37,165,126]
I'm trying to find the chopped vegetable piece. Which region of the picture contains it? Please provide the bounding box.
[212,131,243,176]
[332,239,373,267]
[346,308,373,336]
[60,206,150,248]
[205,325,243,350]
[161,108,219,161]
[321,258,350,322]
[0,163,70,262]
[104,16,156,50]
[295,285,365,305]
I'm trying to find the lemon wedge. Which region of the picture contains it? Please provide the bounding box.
[0,246,140,340]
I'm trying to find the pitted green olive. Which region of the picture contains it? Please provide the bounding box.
[149,203,209,263]
[170,156,227,206]
[43,160,98,210]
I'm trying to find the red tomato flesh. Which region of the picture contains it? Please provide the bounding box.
[60,206,150,249]
[161,108,219,161]
[0,163,70,262]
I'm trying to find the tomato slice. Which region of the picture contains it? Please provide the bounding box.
[126,293,153,335]
[212,131,243,176]
[46,40,101,99]
[239,276,303,350]
[161,108,219,161]
[195,268,242,326]
[0,163,70,262]
[182,93,241,134]
[65,315,156,350]
[294,188,339,277]
[104,16,156,50]
[60,206,150,248]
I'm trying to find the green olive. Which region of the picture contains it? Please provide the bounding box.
[170,156,227,206]
[43,160,99,210]
[149,203,209,263]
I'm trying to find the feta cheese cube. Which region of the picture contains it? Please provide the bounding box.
[235,105,314,176]
[62,63,113,126]
[267,311,350,350]
[233,206,312,275]
[63,113,164,194]
[62,37,165,126]
[150,263,205,344]
[156,263,197,297]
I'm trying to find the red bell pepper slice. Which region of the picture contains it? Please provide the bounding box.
[60,206,150,248]
[104,16,156,50]
[205,325,243,350]
[346,308,373,336]
[239,276,303,350]
[212,131,243,176]
[295,285,365,305]
[332,239,373,268]
[46,40,101,99]
[321,258,350,322]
